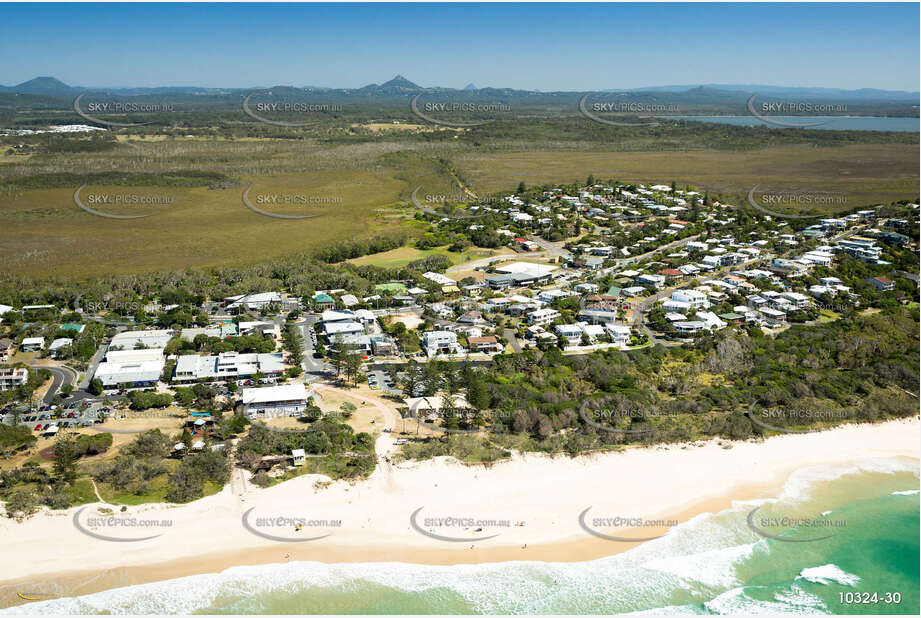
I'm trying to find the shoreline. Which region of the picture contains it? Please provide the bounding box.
[1,418,918,609]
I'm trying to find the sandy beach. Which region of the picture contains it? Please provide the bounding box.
[1,417,918,607]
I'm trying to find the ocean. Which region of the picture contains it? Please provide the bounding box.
[4,458,918,615]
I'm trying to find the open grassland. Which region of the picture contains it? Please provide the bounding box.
[0,170,406,278]
[455,144,920,213]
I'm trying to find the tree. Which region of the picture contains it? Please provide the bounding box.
[339,402,357,419]
[586,174,595,186]
[517,181,526,194]
[440,394,459,430]
[401,360,420,398]
[88,378,104,396]
[53,434,78,483]
[467,377,490,410]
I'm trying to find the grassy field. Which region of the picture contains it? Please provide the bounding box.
[456,144,920,213]
[1,170,407,277]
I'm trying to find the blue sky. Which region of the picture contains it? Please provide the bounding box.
[1,2,918,91]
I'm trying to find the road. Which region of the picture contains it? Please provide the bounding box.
[526,236,571,261]
[296,316,330,382]
[503,327,523,353]
[30,363,78,404]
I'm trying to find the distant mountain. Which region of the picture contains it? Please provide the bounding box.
[379,74,421,89]
[618,84,919,101]
[1,75,916,107]
[0,76,81,96]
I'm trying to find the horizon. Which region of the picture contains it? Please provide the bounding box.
[1,2,918,91]
[6,74,921,94]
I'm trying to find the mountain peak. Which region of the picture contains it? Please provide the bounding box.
[463,83,477,91]
[379,74,421,89]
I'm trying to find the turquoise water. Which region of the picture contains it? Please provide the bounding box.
[5,459,918,615]
[666,116,919,132]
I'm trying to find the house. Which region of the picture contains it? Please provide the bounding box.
[292,448,306,466]
[48,338,73,357]
[555,323,584,346]
[605,323,631,347]
[578,308,618,325]
[313,293,335,309]
[340,294,360,308]
[457,310,486,326]
[240,383,310,419]
[673,321,706,335]
[637,274,666,290]
[467,336,503,354]
[866,277,895,291]
[670,289,709,309]
[527,308,560,326]
[422,331,461,356]
[0,338,12,362]
[0,367,28,390]
[20,337,45,352]
[696,311,727,331]
[758,307,787,326]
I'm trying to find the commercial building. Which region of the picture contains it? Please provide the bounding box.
[240,383,310,419]
[173,351,285,383]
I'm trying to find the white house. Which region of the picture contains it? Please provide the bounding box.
[527,308,561,326]
[422,331,461,356]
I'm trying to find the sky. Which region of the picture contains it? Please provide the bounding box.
[1,2,919,91]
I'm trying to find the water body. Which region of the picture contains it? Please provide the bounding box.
[664,116,919,132]
[5,458,918,615]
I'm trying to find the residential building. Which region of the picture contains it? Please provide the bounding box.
[422,331,461,356]
[20,337,44,352]
[0,367,28,390]
[467,336,503,354]
[527,308,561,327]
[866,277,895,291]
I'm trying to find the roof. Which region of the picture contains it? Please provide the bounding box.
[313,293,335,303]
[241,383,308,405]
[494,262,558,277]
